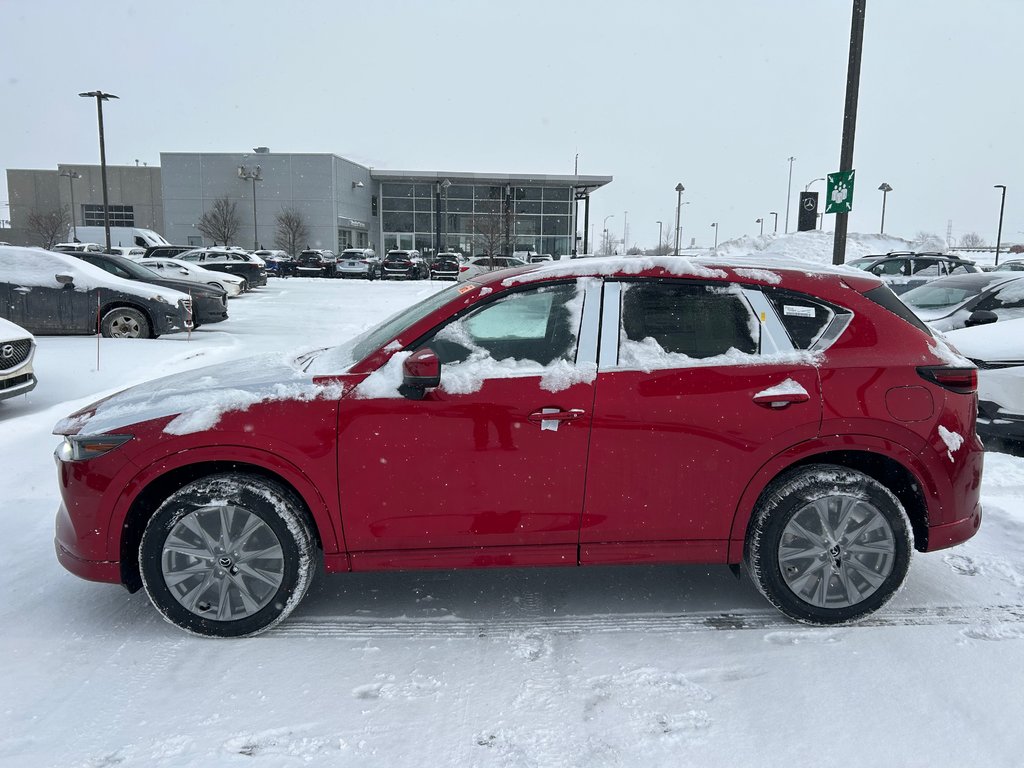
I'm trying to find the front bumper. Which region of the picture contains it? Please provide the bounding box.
[55,539,120,584]
[0,371,36,400]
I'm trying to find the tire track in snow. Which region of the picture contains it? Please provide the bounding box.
[273,603,1024,639]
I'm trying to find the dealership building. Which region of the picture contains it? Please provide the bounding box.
[6,150,612,258]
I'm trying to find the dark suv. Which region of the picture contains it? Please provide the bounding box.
[295,249,338,278]
[848,252,981,295]
[0,246,193,338]
[383,249,427,279]
[177,249,268,288]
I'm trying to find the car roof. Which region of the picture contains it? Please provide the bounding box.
[904,272,1023,291]
[862,252,973,264]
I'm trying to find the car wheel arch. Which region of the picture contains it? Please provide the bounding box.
[728,441,931,563]
[117,456,338,592]
[100,301,155,336]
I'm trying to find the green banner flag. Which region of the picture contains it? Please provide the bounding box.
[825,170,856,214]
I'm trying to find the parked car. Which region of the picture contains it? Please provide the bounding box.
[0,317,37,401]
[53,256,983,636]
[294,249,339,278]
[900,273,1024,332]
[993,259,1024,272]
[336,248,381,280]
[176,248,268,288]
[847,252,980,295]
[72,252,228,327]
[382,249,427,279]
[253,250,295,277]
[457,255,528,282]
[53,243,104,253]
[0,246,193,338]
[142,245,195,260]
[136,257,245,298]
[427,252,462,280]
[106,246,147,259]
[946,317,1024,445]
[530,254,555,263]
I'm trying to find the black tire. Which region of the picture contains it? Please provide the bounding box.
[744,464,912,625]
[101,307,151,339]
[239,279,249,292]
[139,473,315,638]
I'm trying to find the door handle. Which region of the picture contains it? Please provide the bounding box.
[752,392,809,409]
[528,408,586,431]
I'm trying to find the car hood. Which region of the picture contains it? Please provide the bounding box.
[144,276,224,297]
[0,316,34,343]
[945,318,1024,364]
[54,352,341,437]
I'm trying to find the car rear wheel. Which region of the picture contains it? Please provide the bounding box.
[101,307,151,339]
[139,473,315,637]
[745,465,912,625]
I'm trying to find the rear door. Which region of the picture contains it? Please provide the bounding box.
[580,279,823,565]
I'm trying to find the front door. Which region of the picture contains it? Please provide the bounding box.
[337,280,599,568]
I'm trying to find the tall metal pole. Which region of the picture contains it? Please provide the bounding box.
[572,153,579,258]
[251,175,258,249]
[623,211,628,253]
[994,184,1007,266]
[79,91,119,252]
[832,0,867,265]
[770,211,779,233]
[785,157,796,233]
[711,222,718,248]
[656,220,663,252]
[878,182,892,234]
[603,214,614,255]
[756,218,764,236]
[60,170,81,241]
[674,183,684,256]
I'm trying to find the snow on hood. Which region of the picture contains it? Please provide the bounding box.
[0,246,191,305]
[0,316,34,343]
[945,317,1024,363]
[54,352,343,437]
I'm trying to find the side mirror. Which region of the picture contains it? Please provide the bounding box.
[55,273,75,286]
[400,348,441,399]
[965,309,998,328]
[179,268,189,275]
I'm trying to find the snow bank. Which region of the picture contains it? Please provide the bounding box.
[711,231,948,267]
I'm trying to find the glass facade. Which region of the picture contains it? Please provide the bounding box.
[82,204,134,227]
[380,182,573,257]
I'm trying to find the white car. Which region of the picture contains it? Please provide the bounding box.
[945,317,1024,445]
[136,257,245,297]
[456,255,528,282]
[0,317,36,401]
[107,246,147,259]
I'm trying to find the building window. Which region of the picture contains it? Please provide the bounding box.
[82,204,134,227]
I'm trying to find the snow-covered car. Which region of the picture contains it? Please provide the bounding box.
[54,256,983,636]
[336,248,381,279]
[900,273,1024,332]
[253,249,294,277]
[52,243,104,253]
[847,252,981,295]
[136,257,244,297]
[993,259,1024,272]
[427,252,462,280]
[945,317,1024,444]
[0,317,37,401]
[382,249,427,279]
[176,248,268,288]
[457,255,528,282]
[0,246,193,338]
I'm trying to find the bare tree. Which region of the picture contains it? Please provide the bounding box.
[470,213,506,257]
[27,207,71,250]
[958,232,986,248]
[273,207,309,257]
[197,196,241,246]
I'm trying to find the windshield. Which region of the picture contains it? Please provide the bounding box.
[308,284,466,373]
[846,258,876,270]
[901,283,976,309]
[106,255,163,280]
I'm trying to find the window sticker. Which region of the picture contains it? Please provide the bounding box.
[783,305,816,318]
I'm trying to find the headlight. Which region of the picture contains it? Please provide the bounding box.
[56,434,133,462]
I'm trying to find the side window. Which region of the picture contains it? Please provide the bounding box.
[875,260,905,276]
[618,282,758,364]
[977,282,1024,316]
[948,263,974,275]
[763,288,843,349]
[423,282,581,367]
[911,259,940,276]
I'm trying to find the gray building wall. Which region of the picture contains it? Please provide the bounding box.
[7,169,60,229]
[161,152,374,252]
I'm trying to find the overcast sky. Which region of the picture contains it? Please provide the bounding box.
[2,0,1021,250]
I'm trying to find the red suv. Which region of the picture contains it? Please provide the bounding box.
[53,257,984,636]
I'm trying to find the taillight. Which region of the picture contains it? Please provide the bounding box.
[459,266,470,272]
[917,366,977,394]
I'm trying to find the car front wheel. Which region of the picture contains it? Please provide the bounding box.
[101,307,151,339]
[139,473,315,637]
[745,464,912,625]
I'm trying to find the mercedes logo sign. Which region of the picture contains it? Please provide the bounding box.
[803,197,816,211]
[0,344,14,360]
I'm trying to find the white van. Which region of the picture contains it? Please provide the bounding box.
[69,227,171,249]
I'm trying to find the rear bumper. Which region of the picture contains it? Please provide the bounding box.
[926,501,983,551]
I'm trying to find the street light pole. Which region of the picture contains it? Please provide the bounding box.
[603,214,615,255]
[623,211,628,254]
[711,222,718,248]
[441,178,451,252]
[769,211,778,233]
[78,90,118,252]
[656,220,663,253]
[878,182,892,234]
[994,184,1007,266]
[674,183,684,256]
[59,169,82,241]
[756,218,764,236]
[785,156,796,233]
[805,177,825,192]
[238,164,263,250]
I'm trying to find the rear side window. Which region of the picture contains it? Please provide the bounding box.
[620,282,757,359]
[763,289,841,349]
[863,285,932,335]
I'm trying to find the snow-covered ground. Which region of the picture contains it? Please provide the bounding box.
[2,266,1024,768]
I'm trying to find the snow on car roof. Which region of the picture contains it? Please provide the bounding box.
[0,246,191,304]
[945,317,1024,363]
